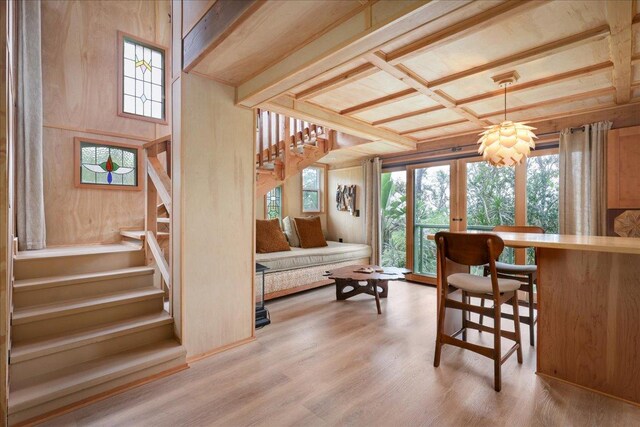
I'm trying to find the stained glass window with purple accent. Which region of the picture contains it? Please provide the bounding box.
[80,141,138,187]
[122,35,165,120]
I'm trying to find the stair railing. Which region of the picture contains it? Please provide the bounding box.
[143,135,172,315]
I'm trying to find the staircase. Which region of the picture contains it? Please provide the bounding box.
[255,109,333,197]
[7,136,184,425]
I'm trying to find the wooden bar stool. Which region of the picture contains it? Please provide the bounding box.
[480,225,544,346]
[434,232,523,392]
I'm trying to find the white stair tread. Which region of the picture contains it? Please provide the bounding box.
[15,243,142,261]
[157,218,170,224]
[120,230,169,241]
[13,266,155,292]
[9,340,185,413]
[11,312,173,363]
[12,287,164,324]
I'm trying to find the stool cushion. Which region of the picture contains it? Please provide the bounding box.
[447,273,521,294]
[494,262,537,274]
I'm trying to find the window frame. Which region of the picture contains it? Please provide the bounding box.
[74,137,143,191]
[117,31,168,125]
[301,165,326,213]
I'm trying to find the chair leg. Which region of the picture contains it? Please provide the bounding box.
[493,295,502,392]
[528,275,535,346]
[462,291,468,341]
[434,290,447,368]
[479,296,485,328]
[511,292,523,364]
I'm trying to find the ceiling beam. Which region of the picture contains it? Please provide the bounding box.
[456,61,613,106]
[295,63,378,100]
[606,1,633,104]
[428,25,611,89]
[386,0,546,64]
[366,52,491,127]
[340,89,418,115]
[183,0,264,72]
[236,0,475,107]
[478,87,616,119]
[263,96,417,150]
[371,105,446,126]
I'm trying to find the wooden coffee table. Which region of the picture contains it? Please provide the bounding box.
[327,265,410,314]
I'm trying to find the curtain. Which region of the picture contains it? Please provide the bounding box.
[16,0,45,250]
[559,121,611,236]
[363,157,381,265]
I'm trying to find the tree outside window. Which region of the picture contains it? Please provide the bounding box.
[302,167,322,212]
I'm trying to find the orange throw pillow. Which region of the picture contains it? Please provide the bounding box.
[294,216,328,248]
[256,219,291,253]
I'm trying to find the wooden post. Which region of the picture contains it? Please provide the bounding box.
[274,113,280,158]
[145,145,158,266]
[257,109,264,166]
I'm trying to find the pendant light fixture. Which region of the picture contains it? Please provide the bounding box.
[477,71,537,167]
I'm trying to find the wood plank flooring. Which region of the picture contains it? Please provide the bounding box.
[43,282,640,426]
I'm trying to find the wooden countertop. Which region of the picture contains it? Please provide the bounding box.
[427,232,640,255]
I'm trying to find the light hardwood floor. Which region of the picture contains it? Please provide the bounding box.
[44,282,640,426]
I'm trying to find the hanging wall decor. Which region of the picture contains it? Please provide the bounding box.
[336,185,357,216]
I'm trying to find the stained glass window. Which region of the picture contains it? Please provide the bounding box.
[266,186,282,220]
[121,34,165,121]
[78,140,138,187]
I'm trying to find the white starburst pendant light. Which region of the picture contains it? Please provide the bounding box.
[478,71,537,167]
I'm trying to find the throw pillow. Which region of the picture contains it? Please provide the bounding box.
[294,216,328,248]
[256,219,291,253]
[282,216,301,247]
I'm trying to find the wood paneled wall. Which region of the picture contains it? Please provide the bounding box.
[180,72,254,359]
[282,175,328,234]
[327,165,365,244]
[40,0,171,246]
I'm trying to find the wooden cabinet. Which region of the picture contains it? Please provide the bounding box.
[607,126,640,209]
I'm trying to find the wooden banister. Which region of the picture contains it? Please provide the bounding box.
[147,158,172,215]
[147,231,170,287]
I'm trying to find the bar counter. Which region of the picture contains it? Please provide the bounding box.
[429,232,640,405]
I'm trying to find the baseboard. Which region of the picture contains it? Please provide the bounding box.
[14,363,189,427]
[186,336,255,364]
[536,372,640,408]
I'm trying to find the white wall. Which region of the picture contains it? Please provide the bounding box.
[180,72,254,358]
[327,165,365,244]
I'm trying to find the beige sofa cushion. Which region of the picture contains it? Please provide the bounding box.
[282,216,300,247]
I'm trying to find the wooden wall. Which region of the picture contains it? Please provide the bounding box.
[40,0,170,246]
[327,165,366,244]
[180,72,254,359]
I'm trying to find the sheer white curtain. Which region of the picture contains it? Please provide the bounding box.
[363,157,381,265]
[559,121,611,236]
[16,0,46,250]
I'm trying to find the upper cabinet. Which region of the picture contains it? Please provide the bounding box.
[608,126,640,209]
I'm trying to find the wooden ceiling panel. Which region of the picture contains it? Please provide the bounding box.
[400,1,607,83]
[321,140,401,165]
[409,122,481,142]
[290,58,369,96]
[352,95,440,123]
[191,0,363,85]
[437,39,611,100]
[381,109,465,134]
[308,70,412,113]
[464,72,614,117]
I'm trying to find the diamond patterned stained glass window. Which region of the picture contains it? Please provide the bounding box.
[121,34,165,121]
[77,139,139,188]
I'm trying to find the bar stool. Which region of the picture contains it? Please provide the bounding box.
[433,232,522,392]
[480,225,544,346]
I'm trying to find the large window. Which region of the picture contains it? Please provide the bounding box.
[118,32,166,123]
[265,186,282,220]
[526,152,560,263]
[302,166,323,212]
[381,171,407,268]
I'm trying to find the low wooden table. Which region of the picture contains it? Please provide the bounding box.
[327,265,410,314]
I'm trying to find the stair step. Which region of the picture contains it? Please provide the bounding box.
[13,266,155,308]
[13,287,164,325]
[119,230,169,241]
[9,340,186,416]
[157,218,170,224]
[11,312,173,364]
[14,244,145,280]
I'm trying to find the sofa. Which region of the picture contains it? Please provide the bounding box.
[256,241,371,300]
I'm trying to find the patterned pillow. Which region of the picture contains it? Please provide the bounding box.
[256,219,291,253]
[294,216,328,248]
[282,216,300,247]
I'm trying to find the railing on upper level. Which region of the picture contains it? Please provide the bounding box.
[142,135,172,315]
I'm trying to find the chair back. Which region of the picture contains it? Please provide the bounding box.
[434,232,504,267]
[492,225,545,234]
